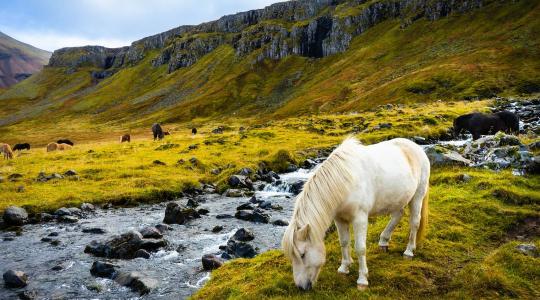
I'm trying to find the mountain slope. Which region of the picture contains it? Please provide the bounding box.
[0,31,51,88]
[0,0,538,134]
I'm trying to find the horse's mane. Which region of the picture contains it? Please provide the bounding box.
[283,137,362,259]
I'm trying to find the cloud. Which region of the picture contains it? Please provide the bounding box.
[0,0,281,51]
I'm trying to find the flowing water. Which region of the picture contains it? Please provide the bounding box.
[0,167,316,299]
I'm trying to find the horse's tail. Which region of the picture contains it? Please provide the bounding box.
[417,185,429,245]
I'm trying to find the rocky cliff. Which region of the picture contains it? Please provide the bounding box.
[48,0,485,74]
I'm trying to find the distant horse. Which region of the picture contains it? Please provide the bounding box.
[192,128,197,135]
[152,123,164,140]
[47,142,72,152]
[1,143,14,159]
[120,134,131,143]
[454,111,519,140]
[282,138,430,291]
[13,143,31,151]
[163,131,171,136]
[57,139,74,146]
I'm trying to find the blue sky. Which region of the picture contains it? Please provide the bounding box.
[0,0,280,52]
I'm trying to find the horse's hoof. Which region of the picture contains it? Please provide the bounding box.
[357,284,368,291]
[403,254,413,260]
[379,245,388,252]
[337,265,350,274]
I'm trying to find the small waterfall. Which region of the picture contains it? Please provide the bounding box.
[259,167,316,196]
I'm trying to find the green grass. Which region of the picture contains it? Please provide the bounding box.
[193,168,539,299]
[0,100,486,214]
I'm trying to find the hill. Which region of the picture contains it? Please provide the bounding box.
[0,31,51,88]
[0,0,538,142]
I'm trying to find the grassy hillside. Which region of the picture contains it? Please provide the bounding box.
[0,0,539,141]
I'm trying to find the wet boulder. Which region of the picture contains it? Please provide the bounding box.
[272,219,289,226]
[236,203,253,210]
[84,230,167,259]
[139,226,163,239]
[225,189,251,197]
[234,209,270,223]
[90,261,117,278]
[286,164,298,172]
[258,201,272,209]
[82,227,107,234]
[215,214,234,219]
[3,206,28,226]
[232,228,254,242]
[198,208,209,215]
[228,175,253,190]
[225,240,257,258]
[114,271,157,295]
[163,202,200,225]
[202,254,223,270]
[290,181,305,195]
[3,270,28,288]
[302,159,316,168]
[238,168,253,176]
[212,225,224,233]
[155,224,173,233]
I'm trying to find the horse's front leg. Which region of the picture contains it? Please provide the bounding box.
[353,211,369,290]
[335,219,352,274]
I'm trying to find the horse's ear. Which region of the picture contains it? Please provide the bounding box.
[296,224,310,241]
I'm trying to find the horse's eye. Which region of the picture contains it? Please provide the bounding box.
[300,253,305,259]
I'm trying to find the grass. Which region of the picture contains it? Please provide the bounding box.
[192,168,539,299]
[0,100,488,213]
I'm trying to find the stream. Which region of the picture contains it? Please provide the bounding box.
[0,168,315,299]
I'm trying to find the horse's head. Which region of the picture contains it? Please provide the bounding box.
[282,223,326,291]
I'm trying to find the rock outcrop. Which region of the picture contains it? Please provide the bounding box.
[47,0,486,74]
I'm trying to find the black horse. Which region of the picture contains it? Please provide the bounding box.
[13,143,30,151]
[152,123,164,140]
[453,111,519,140]
[57,139,74,146]
[192,128,197,135]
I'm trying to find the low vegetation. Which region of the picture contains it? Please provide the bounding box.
[0,100,486,213]
[193,167,539,299]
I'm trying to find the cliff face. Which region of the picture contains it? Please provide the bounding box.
[48,0,485,74]
[0,32,51,88]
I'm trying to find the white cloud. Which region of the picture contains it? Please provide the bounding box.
[2,28,131,51]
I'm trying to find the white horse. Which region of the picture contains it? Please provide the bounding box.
[282,137,430,291]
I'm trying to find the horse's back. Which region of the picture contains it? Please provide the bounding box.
[357,139,429,215]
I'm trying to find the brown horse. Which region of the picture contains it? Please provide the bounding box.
[163,131,171,136]
[120,134,131,143]
[1,143,14,159]
[47,142,72,152]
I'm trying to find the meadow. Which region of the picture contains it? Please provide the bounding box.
[1,100,487,213]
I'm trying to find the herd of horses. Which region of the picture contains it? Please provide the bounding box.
[0,123,198,160]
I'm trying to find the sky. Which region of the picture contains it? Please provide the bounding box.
[0,0,281,52]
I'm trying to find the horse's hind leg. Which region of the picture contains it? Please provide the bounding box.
[353,211,369,289]
[404,186,427,258]
[378,208,404,252]
[335,219,352,274]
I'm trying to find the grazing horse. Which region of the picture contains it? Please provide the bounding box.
[152,123,164,140]
[282,137,430,291]
[1,143,14,159]
[13,143,31,151]
[47,142,72,152]
[454,111,519,140]
[57,139,74,146]
[192,128,197,135]
[120,134,131,143]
